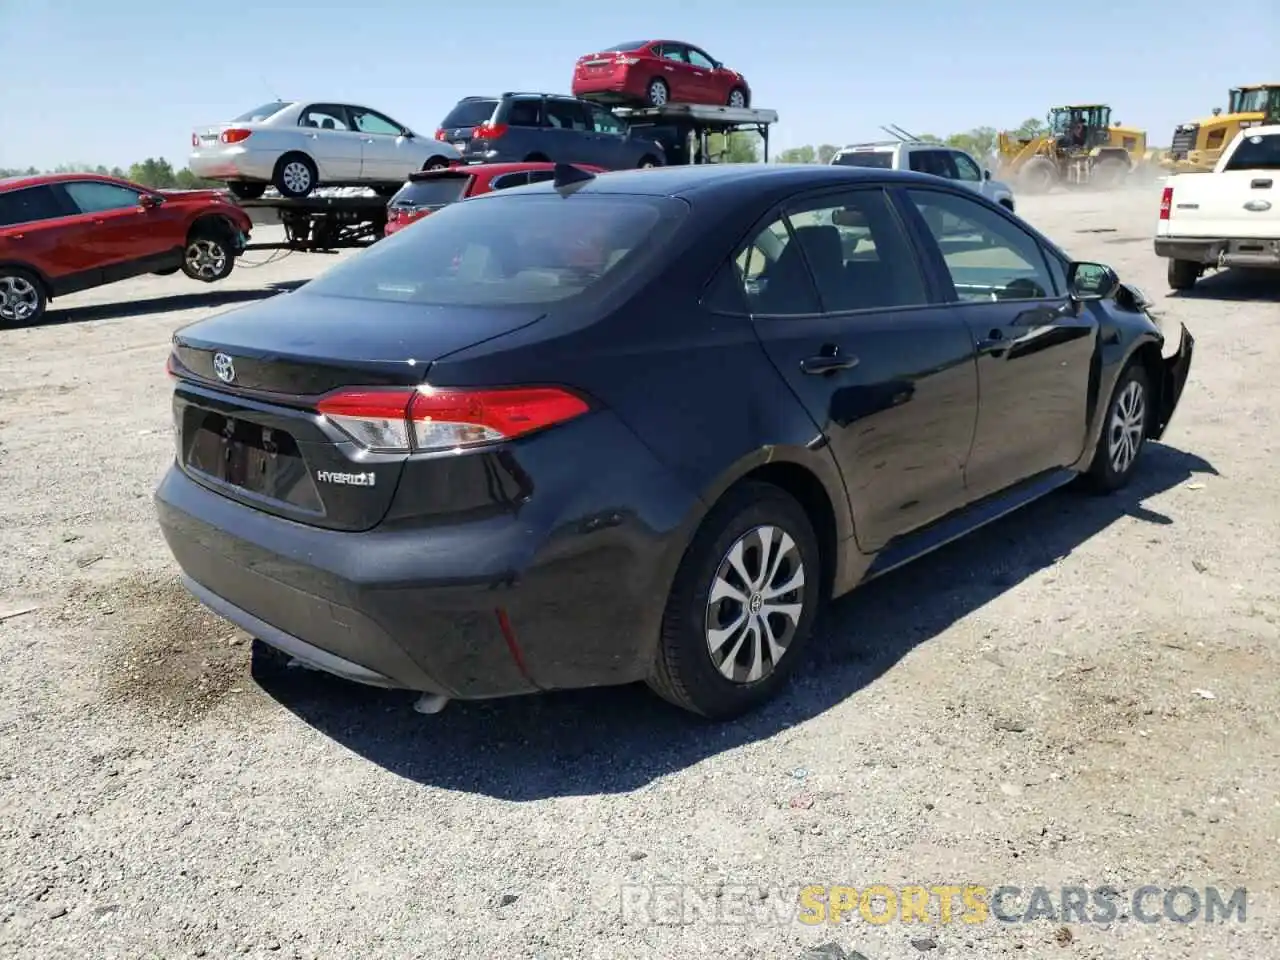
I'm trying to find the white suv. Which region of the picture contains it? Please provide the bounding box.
[830,141,1016,212]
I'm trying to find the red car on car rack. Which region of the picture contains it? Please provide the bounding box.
[0,172,252,326]
[384,162,606,236]
[571,40,751,109]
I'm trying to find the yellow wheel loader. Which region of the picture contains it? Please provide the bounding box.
[1163,84,1280,174]
[996,105,1151,194]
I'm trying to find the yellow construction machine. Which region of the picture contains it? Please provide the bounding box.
[996,104,1151,193]
[1163,83,1280,173]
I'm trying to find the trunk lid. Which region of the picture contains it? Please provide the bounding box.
[169,290,546,531]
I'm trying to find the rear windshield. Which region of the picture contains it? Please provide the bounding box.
[831,151,894,169]
[604,41,648,52]
[440,100,498,129]
[301,193,688,307]
[391,175,471,207]
[1223,132,1280,171]
[233,101,293,123]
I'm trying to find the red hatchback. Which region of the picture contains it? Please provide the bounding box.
[384,162,606,236]
[0,173,252,326]
[571,40,751,109]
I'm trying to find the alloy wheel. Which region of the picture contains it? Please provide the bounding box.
[282,161,312,194]
[705,524,806,684]
[649,81,668,106]
[0,275,39,323]
[185,239,228,280]
[1107,379,1146,474]
[728,90,746,108]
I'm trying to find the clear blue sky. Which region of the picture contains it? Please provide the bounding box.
[2,0,1276,170]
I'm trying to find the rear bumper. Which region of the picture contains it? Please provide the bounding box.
[1155,236,1280,268]
[188,147,279,183]
[154,413,701,699]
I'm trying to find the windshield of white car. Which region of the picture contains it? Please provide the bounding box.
[232,102,294,123]
[301,193,689,307]
[831,152,894,169]
[1223,133,1280,171]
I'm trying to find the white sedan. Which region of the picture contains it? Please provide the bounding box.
[189,101,462,200]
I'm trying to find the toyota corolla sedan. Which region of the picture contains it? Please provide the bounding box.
[189,100,462,200]
[155,163,1193,720]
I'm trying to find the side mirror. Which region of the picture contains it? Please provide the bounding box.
[1067,260,1120,301]
[983,169,992,180]
[401,129,415,139]
[138,193,163,209]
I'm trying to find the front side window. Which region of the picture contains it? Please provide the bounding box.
[952,152,983,181]
[301,194,687,307]
[0,185,70,227]
[589,105,626,135]
[687,49,716,69]
[906,188,1056,302]
[63,181,142,214]
[350,108,402,136]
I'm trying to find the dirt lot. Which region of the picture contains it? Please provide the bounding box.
[1,189,1278,960]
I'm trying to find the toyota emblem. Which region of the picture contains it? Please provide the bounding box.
[212,352,236,383]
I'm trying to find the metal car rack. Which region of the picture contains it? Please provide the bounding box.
[232,192,396,253]
[612,104,779,164]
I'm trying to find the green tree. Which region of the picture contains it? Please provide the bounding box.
[816,144,838,164]
[777,145,817,164]
[1013,117,1048,139]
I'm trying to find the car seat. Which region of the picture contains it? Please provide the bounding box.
[321,117,336,130]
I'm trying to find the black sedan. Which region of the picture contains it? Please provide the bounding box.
[155,162,1194,720]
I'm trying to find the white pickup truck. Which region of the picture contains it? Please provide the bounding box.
[830,140,1017,212]
[1155,123,1280,290]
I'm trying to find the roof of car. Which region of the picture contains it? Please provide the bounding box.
[0,171,134,191]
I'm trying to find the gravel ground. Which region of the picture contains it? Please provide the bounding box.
[1,187,1278,960]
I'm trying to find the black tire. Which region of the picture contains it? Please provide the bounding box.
[645,77,670,107]
[1018,158,1058,194]
[227,181,266,201]
[1091,157,1129,189]
[1168,258,1200,291]
[1082,362,1151,493]
[182,222,236,283]
[249,638,292,683]
[151,266,180,276]
[0,265,48,327]
[647,481,823,719]
[727,87,749,109]
[637,155,659,169]
[272,153,318,199]
[423,157,451,172]
[999,199,1015,213]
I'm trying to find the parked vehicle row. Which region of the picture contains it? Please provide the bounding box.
[0,173,253,326]
[156,162,1193,721]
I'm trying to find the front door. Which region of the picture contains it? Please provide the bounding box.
[898,186,1097,501]
[61,179,174,280]
[297,104,363,180]
[349,105,416,181]
[684,47,719,102]
[741,187,979,551]
[585,102,631,168]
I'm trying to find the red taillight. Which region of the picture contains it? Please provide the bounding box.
[473,122,508,140]
[314,385,590,454]
[434,128,446,141]
[1159,186,1173,220]
[220,128,252,145]
[191,133,199,148]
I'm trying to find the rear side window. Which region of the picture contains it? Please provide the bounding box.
[504,100,542,127]
[1224,133,1280,170]
[440,100,498,128]
[545,100,590,131]
[0,185,70,227]
[831,151,893,169]
[302,194,688,307]
[233,101,293,123]
[390,175,471,207]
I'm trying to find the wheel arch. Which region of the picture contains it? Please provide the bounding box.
[185,213,239,245]
[1076,329,1164,473]
[0,260,54,299]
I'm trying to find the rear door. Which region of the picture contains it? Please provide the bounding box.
[654,44,697,101]
[543,98,599,164]
[61,179,175,280]
[898,186,1096,501]
[0,184,99,290]
[297,104,363,180]
[730,186,978,551]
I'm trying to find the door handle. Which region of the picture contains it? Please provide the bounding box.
[362,138,375,143]
[975,329,1006,356]
[800,348,859,375]
[93,219,105,225]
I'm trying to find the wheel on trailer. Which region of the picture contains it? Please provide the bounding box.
[1168,258,1201,292]
[1090,158,1130,190]
[423,157,450,172]
[227,181,266,201]
[182,222,237,283]
[0,266,47,327]
[646,481,823,719]
[272,153,318,199]
[372,184,400,197]
[1081,361,1151,494]
[645,77,670,107]
[727,87,748,109]
[1018,158,1058,194]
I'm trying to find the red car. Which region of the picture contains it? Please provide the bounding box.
[384,161,606,236]
[571,40,751,109]
[0,173,252,326]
